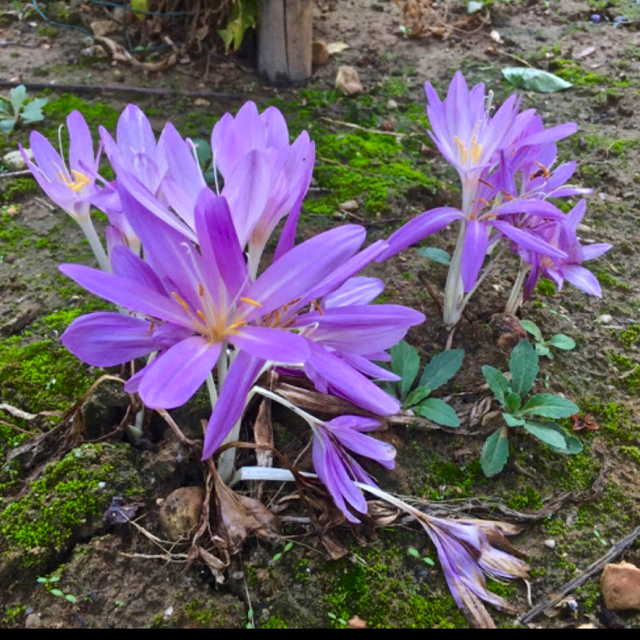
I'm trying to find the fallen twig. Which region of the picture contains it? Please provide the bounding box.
[0,170,33,179]
[319,116,418,139]
[519,523,640,625]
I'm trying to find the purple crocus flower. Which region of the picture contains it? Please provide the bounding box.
[20,110,110,272]
[518,200,612,298]
[311,415,395,523]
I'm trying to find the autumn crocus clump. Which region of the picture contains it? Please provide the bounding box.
[379,71,611,325]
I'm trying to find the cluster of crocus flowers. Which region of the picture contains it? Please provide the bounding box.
[379,71,611,325]
[23,97,532,626]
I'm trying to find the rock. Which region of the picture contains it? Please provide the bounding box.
[25,613,41,629]
[339,200,359,212]
[159,486,205,541]
[90,20,119,37]
[347,615,367,629]
[387,99,398,110]
[312,40,329,66]
[601,562,640,610]
[335,65,363,96]
[596,314,613,325]
[2,149,32,171]
[544,539,556,550]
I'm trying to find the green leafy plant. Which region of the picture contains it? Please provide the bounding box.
[520,319,576,359]
[384,341,464,427]
[502,67,572,93]
[327,611,348,627]
[407,546,435,566]
[36,576,77,604]
[219,0,260,53]
[418,246,451,266]
[481,340,582,477]
[0,85,47,134]
[271,540,293,564]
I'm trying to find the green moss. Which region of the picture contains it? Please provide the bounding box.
[0,178,38,204]
[151,613,165,628]
[535,278,556,297]
[262,615,288,629]
[0,443,138,565]
[507,486,543,511]
[0,337,96,415]
[43,94,120,133]
[620,446,640,465]
[606,352,640,392]
[2,604,26,628]
[619,324,640,349]
[594,268,631,291]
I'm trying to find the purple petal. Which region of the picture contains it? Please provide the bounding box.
[377,208,464,261]
[323,277,384,308]
[230,326,310,364]
[461,220,489,292]
[136,336,221,409]
[202,351,265,459]
[67,111,94,174]
[491,221,568,259]
[563,264,602,296]
[61,312,183,367]
[581,243,612,261]
[110,245,166,295]
[339,352,401,382]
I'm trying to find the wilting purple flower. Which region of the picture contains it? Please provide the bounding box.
[420,515,530,628]
[311,415,395,523]
[21,110,98,223]
[517,200,612,298]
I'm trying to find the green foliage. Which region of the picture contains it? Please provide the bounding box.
[520,319,576,359]
[502,67,572,93]
[37,575,77,603]
[386,342,463,427]
[418,247,451,266]
[480,340,581,477]
[0,85,47,134]
[219,0,260,53]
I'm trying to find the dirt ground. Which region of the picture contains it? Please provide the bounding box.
[0,0,639,630]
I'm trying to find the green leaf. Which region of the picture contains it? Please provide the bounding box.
[218,0,260,53]
[192,138,212,170]
[417,247,451,265]
[49,576,60,583]
[0,118,17,134]
[284,541,293,552]
[423,557,435,566]
[520,393,578,419]
[502,67,572,93]
[467,0,484,13]
[549,334,576,350]
[531,421,583,454]
[65,594,78,604]
[482,365,511,406]
[404,385,431,408]
[0,101,11,116]
[481,427,509,477]
[503,413,525,427]
[509,340,539,398]
[10,85,27,112]
[505,391,521,413]
[535,343,551,358]
[417,398,460,427]
[407,546,421,558]
[37,577,48,584]
[271,553,282,563]
[520,319,542,342]
[50,589,64,597]
[419,349,464,391]
[390,340,420,399]
[131,0,148,19]
[524,420,569,449]
[20,101,46,123]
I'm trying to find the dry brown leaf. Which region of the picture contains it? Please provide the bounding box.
[327,41,349,55]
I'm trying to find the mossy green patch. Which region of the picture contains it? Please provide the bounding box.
[1,604,26,628]
[606,351,640,393]
[0,443,138,566]
[535,278,556,297]
[618,324,640,350]
[620,446,640,465]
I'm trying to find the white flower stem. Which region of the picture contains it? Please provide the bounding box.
[442,221,467,328]
[505,262,529,315]
[79,217,110,272]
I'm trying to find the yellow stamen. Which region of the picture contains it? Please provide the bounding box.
[286,297,302,306]
[274,309,281,325]
[501,191,515,201]
[479,178,495,189]
[196,310,207,323]
[470,134,482,164]
[59,169,91,192]
[171,292,190,313]
[312,300,324,315]
[239,296,262,307]
[198,283,205,297]
[454,136,468,165]
[228,320,246,332]
[478,197,491,207]
[148,321,155,334]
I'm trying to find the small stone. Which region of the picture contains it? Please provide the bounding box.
[347,615,367,629]
[596,314,613,324]
[25,613,41,629]
[164,606,174,617]
[339,200,359,212]
[312,40,329,66]
[335,65,363,96]
[387,99,398,110]
[159,486,205,541]
[601,562,640,610]
[194,98,210,106]
[544,539,556,550]
[3,149,32,170]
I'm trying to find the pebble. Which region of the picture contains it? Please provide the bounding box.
[158,486,205,541]
[335,65,363,96]
[387,99,398,110]
[601,561,640,611]
[2,149,32,171]
[25,613,41,629]
[544,539,556,550]
[596,314,613,324]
